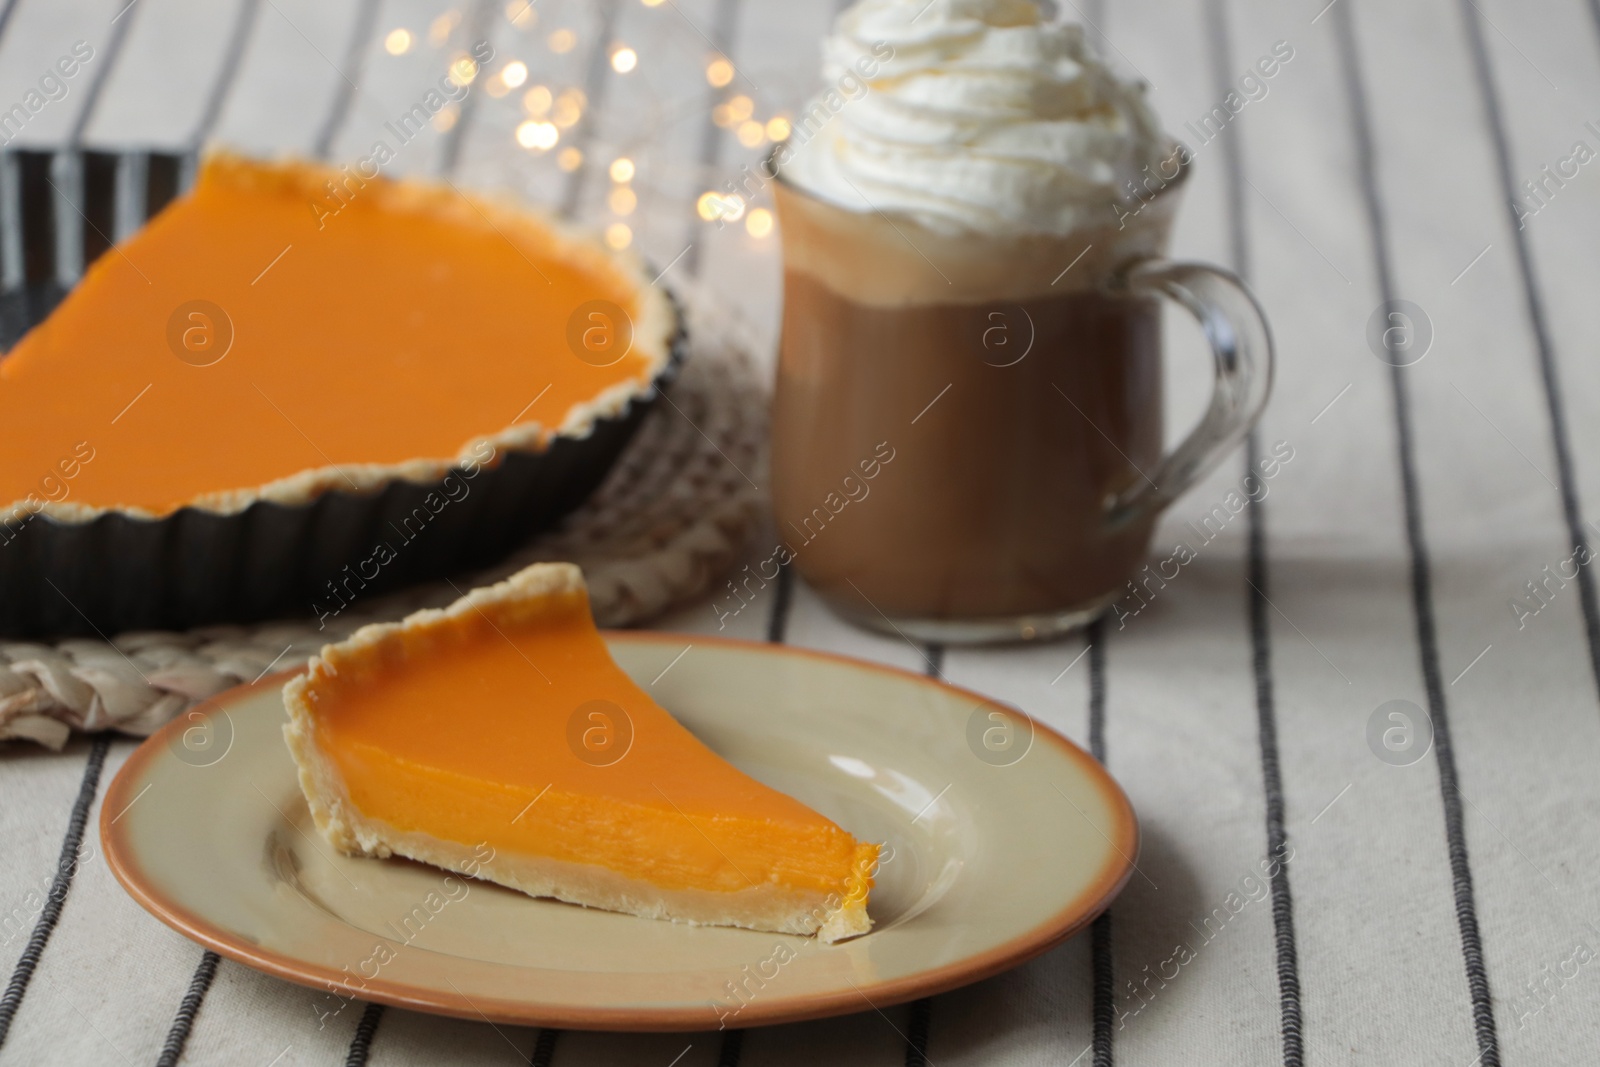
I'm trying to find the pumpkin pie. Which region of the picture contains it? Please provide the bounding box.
[282,563,878,941]
[0,154,678,636]
[0,153,674,519]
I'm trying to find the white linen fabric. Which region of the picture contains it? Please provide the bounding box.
[3,0,1600,1065]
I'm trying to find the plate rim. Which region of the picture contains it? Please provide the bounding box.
[101,630,1138,1031]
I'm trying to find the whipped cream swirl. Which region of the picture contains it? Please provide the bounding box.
[780,0,1170,235]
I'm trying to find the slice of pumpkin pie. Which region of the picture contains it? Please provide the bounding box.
[282,563,876,941]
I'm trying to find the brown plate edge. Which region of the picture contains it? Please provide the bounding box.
[100,631,1140,1032]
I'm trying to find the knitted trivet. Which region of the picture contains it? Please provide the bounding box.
[0,285,770,749]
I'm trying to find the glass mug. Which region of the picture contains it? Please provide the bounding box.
[769,160,1274,643]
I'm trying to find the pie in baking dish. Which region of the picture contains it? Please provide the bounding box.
[0,153,674,521]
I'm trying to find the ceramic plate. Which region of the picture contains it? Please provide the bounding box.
[102,633,1136,1031]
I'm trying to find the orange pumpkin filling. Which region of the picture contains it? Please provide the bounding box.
[0,155,669,517]
[283,564,877,940]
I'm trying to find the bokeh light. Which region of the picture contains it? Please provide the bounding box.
[553,89,584,128]
[517,120,559,150]
[523,85,552,114]
[447,56,479,87]
[697,191,744,222]
[428,12,458,45]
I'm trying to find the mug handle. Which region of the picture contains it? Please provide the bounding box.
[1104,258,1275,529]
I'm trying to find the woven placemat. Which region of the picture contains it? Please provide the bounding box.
[0,284,771,749]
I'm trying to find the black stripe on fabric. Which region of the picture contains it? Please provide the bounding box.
[1244,426,1305,1067]
[897,645,944,1066]
[67,0,140,147]
[0,0,19,346]
[1088,913,1113,1067]
[0,736,111,1050]
[765,561,795,643]
[528,1027,559,1067]
[1203,0,1250,282]
[1244,428,1304,1066]
[1084,621,1112,1067]
[310,0,382,161]
[903,995,932,1067]
[1086,623,1106,765]
[188,0,263,148]
[715,1028,743,1067]
[1460,0,1600,702]
[1332,5,1501,1064]
[153,950,219,1067]
[0,0,21,49]
[1202,1,1304,1062]
[556,0,621,219]
[343,1001,384,1066]
[436,0,496,179]
[680,0,743,278]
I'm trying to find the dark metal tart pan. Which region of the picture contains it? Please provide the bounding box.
[0,148,683,638]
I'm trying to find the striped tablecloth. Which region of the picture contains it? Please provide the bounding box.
[4,0,1600,1063]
